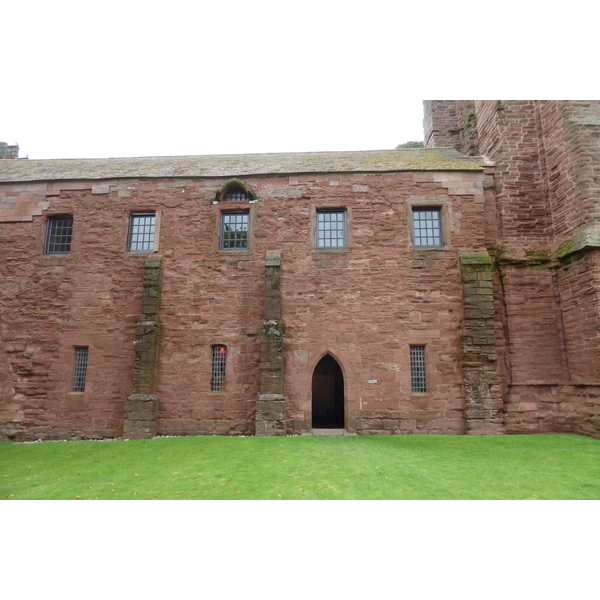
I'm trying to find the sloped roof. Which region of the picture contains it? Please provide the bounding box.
[0,148,485,183]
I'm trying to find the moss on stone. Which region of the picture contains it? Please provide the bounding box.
[460,253,492,265]
[460,253,493,273]
[261,319,283,340]
[555,229,600,260]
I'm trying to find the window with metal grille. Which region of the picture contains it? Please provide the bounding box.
[223,187,249,202]
[128,213,156,252]
[221,211,249,250]
[72,347,88,392]
[315,210,347,249]
[412,208,442,247]
[410,346,426,393]
[211,345,227,391]
[44,216,73,254]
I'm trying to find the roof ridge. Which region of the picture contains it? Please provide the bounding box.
[0,148,484,183]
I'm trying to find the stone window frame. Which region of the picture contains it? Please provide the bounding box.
[44,214,74,255]
[313,207,350,250]
[406,196,451,250]
[127,211,161,253]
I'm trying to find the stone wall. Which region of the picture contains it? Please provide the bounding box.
[424,100,600,439]
[3,100,599,440]
[278,170,489,434]
[476,100,600,437]
[0,166,490,439]
[0,181,141,440]
[423,100,479,155]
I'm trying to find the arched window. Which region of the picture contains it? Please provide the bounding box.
[216,179,255,203]
[223,186,249,202]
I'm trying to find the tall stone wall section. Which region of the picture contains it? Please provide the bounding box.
[424,99,600,438]
[280,170,487,435]
[476,100,600,437]
[537,101,600,387]
[0,181,143,441]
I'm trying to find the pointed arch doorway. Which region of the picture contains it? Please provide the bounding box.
[312,354,345,428]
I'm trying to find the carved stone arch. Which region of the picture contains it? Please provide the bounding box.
[308,348,348,380]
[215,178,256,202]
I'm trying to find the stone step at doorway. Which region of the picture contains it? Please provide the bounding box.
[311,429,357,436]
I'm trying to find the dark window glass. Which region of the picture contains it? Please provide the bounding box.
[316,210,347,249]
[211,345,227,391]
[128,213,156,252]
[410,346,426,393]
[45,216,73,254]
[221,212,249,250]
[72,347,88,392]
[223,187,248,202]
[412,208,442,247]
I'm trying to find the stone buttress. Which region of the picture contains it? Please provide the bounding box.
[123,255,162,439]
[255,251,286,435]
[460,253,505,434]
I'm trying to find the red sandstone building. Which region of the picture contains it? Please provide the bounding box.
[1,100,599,440]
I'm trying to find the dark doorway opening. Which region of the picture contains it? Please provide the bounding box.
[312,354,344,428]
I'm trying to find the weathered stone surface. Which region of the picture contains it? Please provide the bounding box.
[459,253,504,435]
[2,101,600,441]
[122,258,162,439]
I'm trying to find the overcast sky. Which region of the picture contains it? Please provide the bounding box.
[3,1,597,161]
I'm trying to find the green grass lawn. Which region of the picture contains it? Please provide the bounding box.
[1,433,599,500]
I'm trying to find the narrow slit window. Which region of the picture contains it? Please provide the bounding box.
[45,216,73,254]
[128,213,156,252]
[72,347,88,392]
[221,211,249,250]
[410,346,426,393]
[316,210,347,249]
[412,208,442,247]
[211,345,227,391]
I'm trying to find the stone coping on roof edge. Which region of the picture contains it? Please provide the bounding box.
[0,148,487,183]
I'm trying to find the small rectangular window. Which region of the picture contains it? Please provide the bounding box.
[44,216,73,254]
[128,213,156,252]
[316,210,347,249]
[72,347,88,392]
[412,208,442,247]
[410,346,426,393]
[211,345,227,391]
[221,211,249,250]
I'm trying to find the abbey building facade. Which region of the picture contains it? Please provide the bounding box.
[1,100,599,440]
